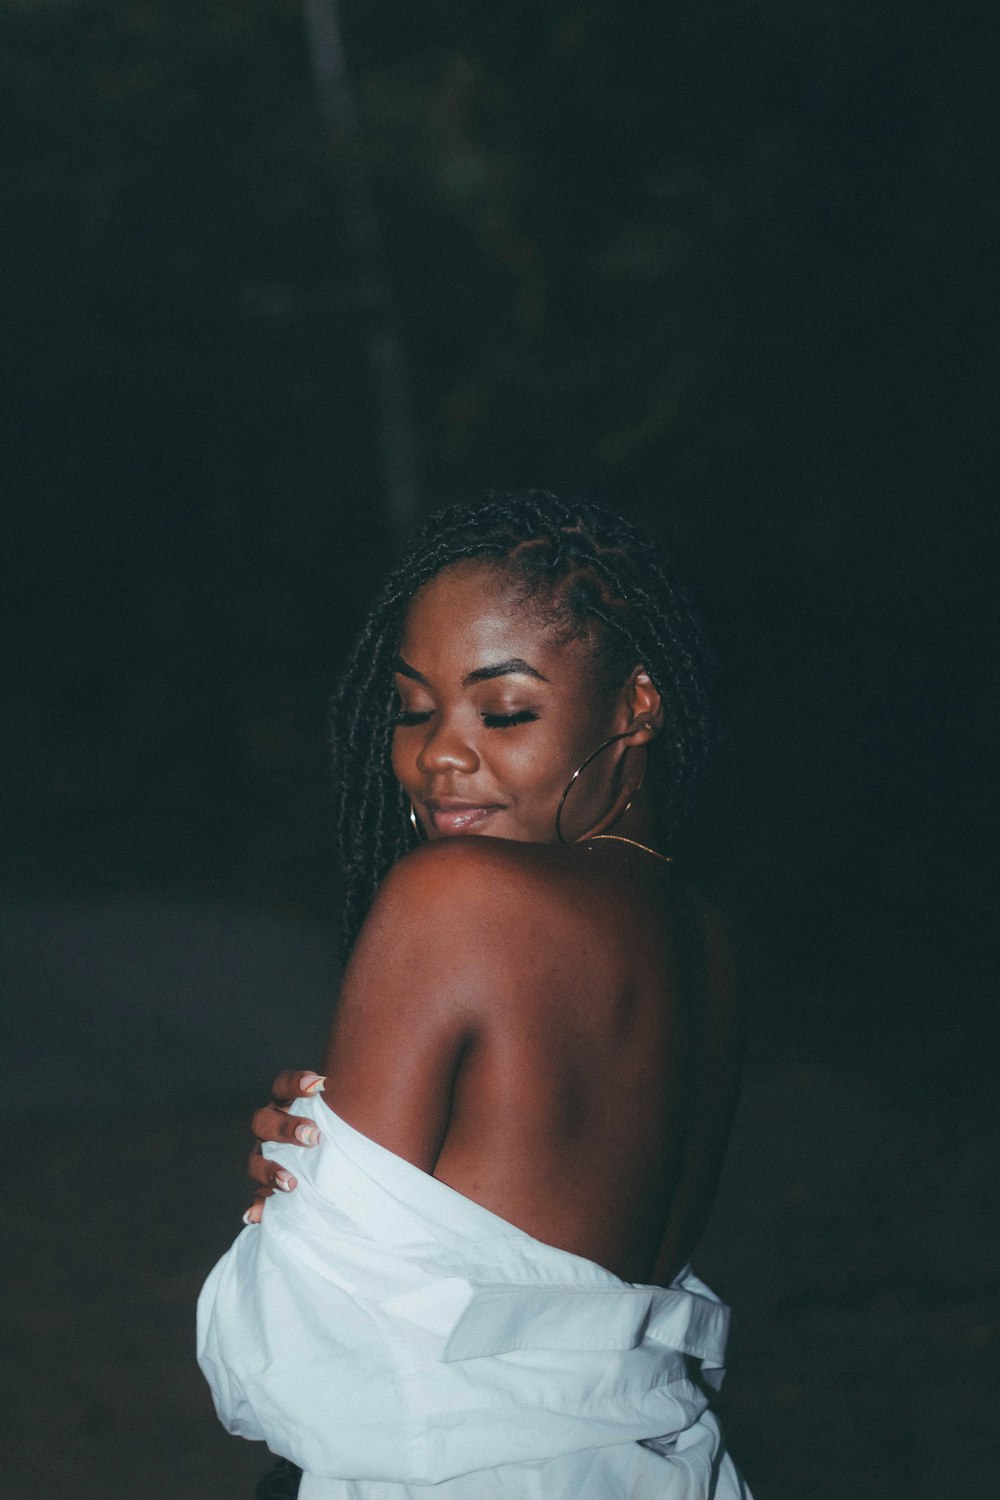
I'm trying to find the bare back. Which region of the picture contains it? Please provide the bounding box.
[432,844,742,1285]
[322,837,742,1289]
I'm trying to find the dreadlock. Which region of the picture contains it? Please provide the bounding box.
[331,491,713,960]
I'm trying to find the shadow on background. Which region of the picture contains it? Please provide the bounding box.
[0,3,995,1497]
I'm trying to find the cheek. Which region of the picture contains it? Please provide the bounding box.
[540,718,620,809]
[390,733,415,789]
[490,728,580,806]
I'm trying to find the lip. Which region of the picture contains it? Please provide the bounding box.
[424,798,505,835]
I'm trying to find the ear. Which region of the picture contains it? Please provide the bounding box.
[620,666,664,744]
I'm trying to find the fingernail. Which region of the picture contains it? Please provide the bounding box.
[242,1208,258,1226]
[301,1073,326,1095]
[295,1124,322,1146]
[276,1170,296,1192]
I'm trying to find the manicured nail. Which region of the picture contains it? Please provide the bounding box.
[295,1124,321,1146]
[242,1208,258,1226]
[300,1073,326,1095]
[275,1170,296,1192]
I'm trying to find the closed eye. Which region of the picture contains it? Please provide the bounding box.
[482,709,540,729]
[395,709,432,726]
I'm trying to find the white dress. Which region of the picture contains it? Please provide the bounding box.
[198,1097,751,1498]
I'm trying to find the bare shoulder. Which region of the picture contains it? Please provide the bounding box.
[364,838,606,999]
[348,838,531,978]
[375,836,570,923]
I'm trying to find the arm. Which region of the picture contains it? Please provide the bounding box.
[318,842,488,1170]
[245,839,526,1211]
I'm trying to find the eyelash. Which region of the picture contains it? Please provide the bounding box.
[482,709,539,729]
[394,709,539,730]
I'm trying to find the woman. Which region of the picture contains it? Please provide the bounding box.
[198,492,751,1498]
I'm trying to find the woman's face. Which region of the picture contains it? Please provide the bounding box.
[392,561,638,844]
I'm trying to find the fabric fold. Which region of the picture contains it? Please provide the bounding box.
[198,1096,750,1498]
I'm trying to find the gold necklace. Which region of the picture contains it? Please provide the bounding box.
[587,834,672,863]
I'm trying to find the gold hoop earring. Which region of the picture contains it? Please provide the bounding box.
[409,802,424,840]
[554,723,651,845]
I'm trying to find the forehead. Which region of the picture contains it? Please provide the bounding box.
[399,561,588,680]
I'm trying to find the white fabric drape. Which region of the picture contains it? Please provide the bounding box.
[198,1097,751,1498]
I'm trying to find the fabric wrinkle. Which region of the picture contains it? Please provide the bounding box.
[198,1095,750,1498]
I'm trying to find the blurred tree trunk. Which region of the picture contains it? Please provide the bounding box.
[302,0,419,545]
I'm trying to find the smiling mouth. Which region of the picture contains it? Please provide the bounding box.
[424,800,504,835]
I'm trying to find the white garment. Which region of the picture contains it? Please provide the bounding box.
[198,1096,751,1498]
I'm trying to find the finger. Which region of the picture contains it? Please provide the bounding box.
[242,1191,269,1227]
[271,1070,327,1105]
[251,1103,322,1148]
[247,1147,297,1194]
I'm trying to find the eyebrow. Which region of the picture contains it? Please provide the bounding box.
[394,655,549,687]
[464,657,550,686]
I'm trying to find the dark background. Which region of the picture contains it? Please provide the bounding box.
[1,3,996,1497]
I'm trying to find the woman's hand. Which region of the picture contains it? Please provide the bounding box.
[244,1069,326,1223]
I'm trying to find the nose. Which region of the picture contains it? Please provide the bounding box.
[416,715,479,776]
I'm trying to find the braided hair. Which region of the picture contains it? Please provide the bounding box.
[331,491,713,959]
